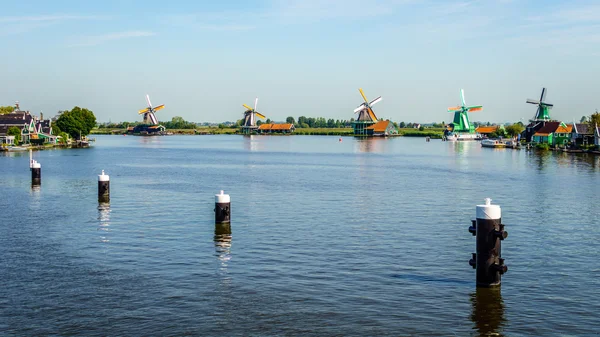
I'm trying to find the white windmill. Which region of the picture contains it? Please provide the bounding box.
[138,94,165,125]
[241,98,266,134]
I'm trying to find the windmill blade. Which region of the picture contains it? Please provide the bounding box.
[541,102,553,108]
[359,88,369,103]
[539,88,547,102]
[526,99,540,105]
[255,112,266,119]
[138,108,151,114]
[447,106,463,112]
[242,104,253,111]
[146,94,152,108]
[153,104,165,112]
[149,112,158,125]
[254,97,258,112]
[369,96,382,106]
[354,103,367,113]
[467,106,483,112]
[460,89,466,106]
[368,108,378,121]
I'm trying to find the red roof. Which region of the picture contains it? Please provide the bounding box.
[366,120,391,132]
[533,122,560,136]
[258,123,294,130]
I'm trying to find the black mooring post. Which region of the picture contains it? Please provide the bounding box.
[215,190,231,225]
[98,170,110,203]
[469,198,508,287]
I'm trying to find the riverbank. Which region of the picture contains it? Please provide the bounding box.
[91,127,445,137]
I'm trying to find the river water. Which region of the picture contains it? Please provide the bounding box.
[1,135,599,336]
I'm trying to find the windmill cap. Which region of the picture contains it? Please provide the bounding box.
[476,198,501,220]
[215,190,230,203]
[98,170,110,181]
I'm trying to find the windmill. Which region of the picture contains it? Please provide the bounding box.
[351,88,382,135]
[447,89,482,134]
[241,98,266,134]
[526,88,553,122]
[138,94,165,125]
[354,88,382,122]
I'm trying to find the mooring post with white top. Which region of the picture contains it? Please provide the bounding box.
[30,149,41,186]
[215,190,231,225]
[98,170,110,202]
[468,198,508,287]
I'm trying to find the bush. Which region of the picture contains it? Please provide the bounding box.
[535,143,550,150]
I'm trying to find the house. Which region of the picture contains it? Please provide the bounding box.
[595,125,600,149]
[413,123,421,129]
[475,125,504,138]
[0,104,57,145]
[532,121,560,145]
[572,123,595,147]
[0,109,37,144]
[257,123,295,134]
[553,123,573,147]
[365,120,398,136]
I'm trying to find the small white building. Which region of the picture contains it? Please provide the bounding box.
[595,125,600,149]
[0,135,15,145]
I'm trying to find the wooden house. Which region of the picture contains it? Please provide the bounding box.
[0,106,57,145]
[595,125,600,149]
[553,123,572,147]
[257,123,295,134]
[572,123,595,146]
[532,121,560,144]
[475,125,504,138]
[365,120,398,136]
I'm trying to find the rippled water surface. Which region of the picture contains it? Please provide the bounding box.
[1,135,599,336]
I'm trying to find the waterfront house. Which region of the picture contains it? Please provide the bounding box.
[532,121,560,145]
[572,123,595,147]
[365,120,398,136]
[257,123,295,134]
[475,125,504,138]
[553,123,573,147]
[0,105,57,145]
[595,125,600,149]
[0,109,37,144]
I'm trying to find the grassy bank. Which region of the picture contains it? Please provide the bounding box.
[399,128,444,138]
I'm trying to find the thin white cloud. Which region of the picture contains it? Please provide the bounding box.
[0,14,108,23]
[71,31,155,47]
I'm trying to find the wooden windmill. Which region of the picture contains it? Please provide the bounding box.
[138,94,165,125]
[526,88,553,122]
[352,88,382,135]
[524,87,554,142]
[241,98,266,134]
[446,89,482,134]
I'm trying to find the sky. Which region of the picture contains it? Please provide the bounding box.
[1,0,599,124]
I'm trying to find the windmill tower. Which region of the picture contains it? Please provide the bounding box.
[240,98,266,134]
[525,87,554,142]
[446,89,482,134]
[352,88,382,135]
[138,94,165,125]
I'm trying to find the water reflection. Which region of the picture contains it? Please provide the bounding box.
[29,185,41,212]
[354,137,386,153]
[243,135,261,152]
[98,202,111,243]
[470,288,506,337]
[214,232,232,286]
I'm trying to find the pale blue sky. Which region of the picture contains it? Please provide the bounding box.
[1,0,599,123]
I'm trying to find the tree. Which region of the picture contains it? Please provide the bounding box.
[399,122,406,128]
[580,116,588,123]
[54,106,97,140]
[0,106,15,114]
[7,126,21,144]
[587,111,600,129]
[58,132,69,144]
[286,116,295,124]
[505,123,525,138]
[265,118,272,124]
[418,125,425,131]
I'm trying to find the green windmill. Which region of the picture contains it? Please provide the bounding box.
[447,89,482,134]
[526,88,553,122]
